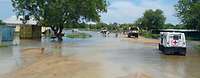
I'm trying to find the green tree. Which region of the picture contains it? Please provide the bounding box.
[175,0,200,29]
[0,20,5,25]
[175,24,186,29]
[119,23,134,31]
[135,9,166,30]
[95,22,108,30]
[12,0,107,40]
[163,23,175,29]
[134,18,144,29]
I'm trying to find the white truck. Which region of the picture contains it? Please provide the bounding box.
[159,32,187,56]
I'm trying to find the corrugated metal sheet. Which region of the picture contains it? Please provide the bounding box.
[20,25,32,39]
[3,16,37,26]
[20,25,41,39]
[0,26,14,41]
[32,26,41,39]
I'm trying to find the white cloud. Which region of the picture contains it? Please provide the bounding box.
[101,1,143,23]
[101,0,179,24]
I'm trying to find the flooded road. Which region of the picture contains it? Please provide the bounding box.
[0,31,200,78]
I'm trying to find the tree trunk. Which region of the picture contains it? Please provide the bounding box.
[51,25,63,41]
[57,26,63,41]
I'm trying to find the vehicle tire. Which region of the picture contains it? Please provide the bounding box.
[164,48,171,55]
[135,34,139,38]
[128,34,131,38]
[159,44,161,51]
[179,49,186,56]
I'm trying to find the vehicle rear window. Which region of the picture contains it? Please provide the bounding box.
[172,35,181,40]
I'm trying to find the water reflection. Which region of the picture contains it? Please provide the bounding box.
[0,46,21,75]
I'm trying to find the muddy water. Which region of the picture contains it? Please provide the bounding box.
[0,31,200,78]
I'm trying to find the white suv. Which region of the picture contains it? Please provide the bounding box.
[159,32,187,56]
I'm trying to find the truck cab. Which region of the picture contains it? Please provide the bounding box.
[159,32,186,56]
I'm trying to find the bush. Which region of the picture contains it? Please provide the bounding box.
[141,30,160,39]
[143,33,159,39]
[186,37,200,41]
[0,44,9,48]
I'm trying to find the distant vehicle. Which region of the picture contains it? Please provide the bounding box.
[100,29,107,34]
[100,29,110,37]
[159,32,187,56]
[72,29,80,33]
[128,27,139,38]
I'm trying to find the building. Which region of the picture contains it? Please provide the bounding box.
[0,26,14,41]
[3,16,41,39]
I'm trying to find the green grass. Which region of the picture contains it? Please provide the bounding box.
[195,45,200,51]
[143,33,160,39]
[0,44,9,48]
[194,45,200,53]
[139,30,160,39]
[66,33,92,39]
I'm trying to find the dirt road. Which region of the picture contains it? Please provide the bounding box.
[1,32,200,78]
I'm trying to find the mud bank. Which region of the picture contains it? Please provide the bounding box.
[121,36,159,45]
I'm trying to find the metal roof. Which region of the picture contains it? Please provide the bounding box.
[158,29,199,32]
[3,16,37,26]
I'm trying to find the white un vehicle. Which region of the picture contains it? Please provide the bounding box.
[159,32,187,56]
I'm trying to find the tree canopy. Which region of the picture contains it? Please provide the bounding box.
[134,9,166,30]
[175,0,200,29]
[12,0,107,40]
[163,23,176,29]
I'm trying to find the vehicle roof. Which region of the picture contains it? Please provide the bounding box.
[160,32,185,37]
[160,32,184,35]
[159,29,198,32]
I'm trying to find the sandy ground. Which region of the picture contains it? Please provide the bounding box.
[3,36,159,78]
[4,48,103,78]
[1,32,200,78]
[118,72,153,78]
[121,35,159,45]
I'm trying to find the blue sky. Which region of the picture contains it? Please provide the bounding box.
[0,0,14,20]
[101,0,180,24]
[0,0,180,24]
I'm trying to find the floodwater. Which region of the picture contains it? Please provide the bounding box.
[0,31,200,78]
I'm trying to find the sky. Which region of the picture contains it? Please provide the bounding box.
[0,0,180,24]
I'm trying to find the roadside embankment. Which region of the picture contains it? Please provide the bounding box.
[121,35,159,45]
